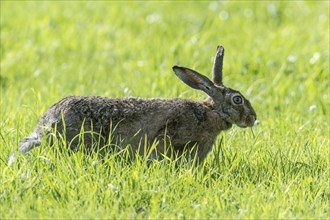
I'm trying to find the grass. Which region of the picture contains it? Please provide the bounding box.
[1,1,329,219]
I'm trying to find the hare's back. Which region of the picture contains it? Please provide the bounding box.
[37,96,173,129]
[37,96,214,138]
[38,96,127,127]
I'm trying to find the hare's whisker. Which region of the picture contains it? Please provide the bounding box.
[250,128,255,138]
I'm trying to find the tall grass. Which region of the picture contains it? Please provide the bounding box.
[1,1,329,219]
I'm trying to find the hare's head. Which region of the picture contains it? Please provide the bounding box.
[173,45,256,128]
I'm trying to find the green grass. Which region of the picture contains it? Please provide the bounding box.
[1,1,329,219]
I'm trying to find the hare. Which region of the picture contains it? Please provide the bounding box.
[9,45,256,165]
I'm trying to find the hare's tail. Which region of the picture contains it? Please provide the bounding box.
[8,132,42,166]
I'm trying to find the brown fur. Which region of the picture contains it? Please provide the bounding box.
[34,96,232,161]
[9,45,256,165]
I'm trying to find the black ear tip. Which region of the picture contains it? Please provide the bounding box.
[216,45,224,53]
[172,65,182,71]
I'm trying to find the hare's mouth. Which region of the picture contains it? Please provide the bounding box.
[237,115,256,128]
[237,124,247,128]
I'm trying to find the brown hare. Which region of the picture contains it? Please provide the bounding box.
[9,45,256,165]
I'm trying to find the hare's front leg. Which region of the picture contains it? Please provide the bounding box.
[177,139,216,164]
[195,137,219,163]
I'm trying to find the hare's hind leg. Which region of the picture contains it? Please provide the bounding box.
[8,131,42,166]
[18,132,42,154]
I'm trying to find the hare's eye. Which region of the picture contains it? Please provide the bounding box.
[232,95,243,105]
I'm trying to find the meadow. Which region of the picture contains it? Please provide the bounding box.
[1,1,329,219]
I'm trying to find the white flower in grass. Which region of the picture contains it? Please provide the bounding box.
[308,105,317,112]
[107,183,119,194]
[309,52,320,64]
[287,55,296,63]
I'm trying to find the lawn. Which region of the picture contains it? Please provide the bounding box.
[1,1,329,219]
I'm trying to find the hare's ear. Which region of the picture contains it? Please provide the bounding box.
[212,45,224,86]
[172,66,219,98]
